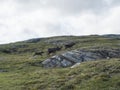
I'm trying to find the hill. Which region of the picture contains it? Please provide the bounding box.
[0,34,120,90]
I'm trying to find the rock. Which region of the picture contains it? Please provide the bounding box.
[70,63,81,68]
[102,34,120,39]
[42,48,120,68]
[64,42,75,49]
[44,38,77,46]
[25,38,42,43]
[0,69,7,73]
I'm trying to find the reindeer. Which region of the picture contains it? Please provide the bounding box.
[47,46,62,55]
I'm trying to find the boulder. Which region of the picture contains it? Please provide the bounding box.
[42,48,120,68]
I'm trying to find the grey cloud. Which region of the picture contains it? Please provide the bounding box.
[14,0,120,14]
[46,0,106,13]
[113,0,120,4]
[46,0,120,14]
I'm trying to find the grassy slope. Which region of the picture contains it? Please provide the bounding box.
[0,35,120,90]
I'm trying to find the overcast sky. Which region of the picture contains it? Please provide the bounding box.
[0,0,120,44]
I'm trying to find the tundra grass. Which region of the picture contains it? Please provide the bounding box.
[0,36,120,90]
[0,54,120,90]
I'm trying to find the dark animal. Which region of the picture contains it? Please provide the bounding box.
[47,46,62,55]
[64,42,75,49]
[33,51,44,56]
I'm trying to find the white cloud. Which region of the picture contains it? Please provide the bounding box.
[62,6,120,35]
[0,0,120,44]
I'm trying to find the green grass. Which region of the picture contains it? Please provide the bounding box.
[0,55,120,90]
[0,35,120,90]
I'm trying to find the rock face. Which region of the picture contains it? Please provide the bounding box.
[42,48,120,68]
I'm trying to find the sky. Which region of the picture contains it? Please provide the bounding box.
[0,0,120,44]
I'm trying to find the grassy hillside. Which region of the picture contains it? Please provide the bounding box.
[0,35,120,90]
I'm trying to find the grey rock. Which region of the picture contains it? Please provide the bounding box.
[61,59,72,67]
[42,48,120,68]
[71,63,81,68]
[44,39,76,46]
[25,38,42,43]
[0,69,7,73]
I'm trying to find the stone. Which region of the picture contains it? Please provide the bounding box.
[0,69,7,73]
[42,48,120,68]
[70,63,81,68]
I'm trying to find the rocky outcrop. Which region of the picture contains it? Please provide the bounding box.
[0,69,7,73]
[102,34,120,39]
[42,48,120,68]
[25,38,42,43]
